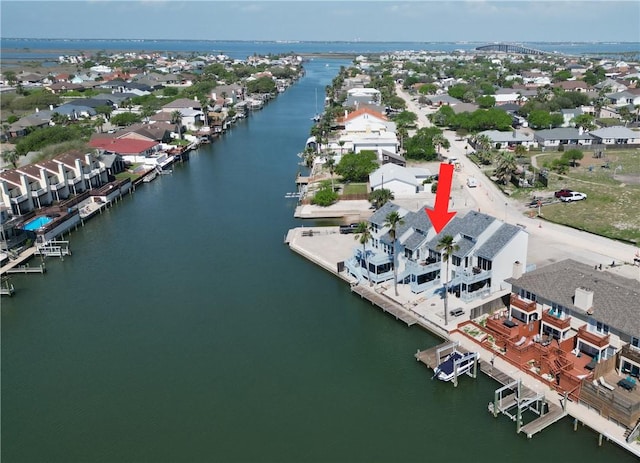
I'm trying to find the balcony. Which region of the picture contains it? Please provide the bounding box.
[578,325,610,348]
[10,193,28,204]
[405,259,440,275]
[621,344,640,365]
[30,187,46,197]
[510,294,537,313]
[542,310,571,330]
[458,267,491,286]
[50,181,65,191]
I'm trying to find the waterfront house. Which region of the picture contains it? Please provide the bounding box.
[345,206,528,302]
[89,138,161,165]
[160,98,205,132]
[0,170,36,215]
[481,259,640,428]
[53,151,109,194]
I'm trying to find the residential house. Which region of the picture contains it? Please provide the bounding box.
[160,98,204,132]
[45,82,85,94]
[344,206,528,302]
[496,259,640,428]
[476,130,537,149]
[607,90,640,107]
[369,164,430,196]
[534,127,594,148]
[53,151,108,194]
[89,138,160,164]
[589,126,640,145]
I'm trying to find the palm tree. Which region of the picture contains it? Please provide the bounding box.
[368,188,394,210]
[384,210,404,296]
[325,155,336,192]
[494,151,517,185]
[1,149,20,169]
[436,234,459,326]
[474,134,492,164]
[354,221,373,286]
[171,110,183,140]
[200,97,211,127]
[431,133,449,160]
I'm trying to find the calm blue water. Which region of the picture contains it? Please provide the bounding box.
[2,57,637,463]
[1,38,638,60]
[22,215,52,231]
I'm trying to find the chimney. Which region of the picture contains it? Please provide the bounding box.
[574,287,594,312]
[512,261,523,279]
[49,104,54,111]
[578,126,584,135]
[35,107,39,113]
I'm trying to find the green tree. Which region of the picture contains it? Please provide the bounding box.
[431,133,450,159]
[368,188,394,210]
[476,95,496,109]
[553,70,572,81]
[355,222,373,286]
[335,151,378,182]
[384,210,405,296]
[404,126,444,161]
[436,235,459,326]
[171,110,183,140]
[4,70,17,86]
[494,151,517,185]
[1,149,20,168]
[528,109,553,129]
[311,183,338,206]
[562,149,584,167]
[572,114,595,130]
[110,112,142,127]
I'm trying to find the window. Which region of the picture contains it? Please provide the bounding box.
[595,321,610,335]
[452,256,461,266]
[631,337,640,349]
[477,257,492,271]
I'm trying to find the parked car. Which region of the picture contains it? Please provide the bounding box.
[467,177,478,188]
[339,223,359,234]
[561,192,587,202]
[554,189,573,198]
[449,308,465,317]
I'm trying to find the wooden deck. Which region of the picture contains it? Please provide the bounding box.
[351,284,417,326]
[520,402,566,438]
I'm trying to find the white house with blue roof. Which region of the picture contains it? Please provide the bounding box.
[345,203,528,302]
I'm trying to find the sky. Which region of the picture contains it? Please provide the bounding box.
[1,1,639,42]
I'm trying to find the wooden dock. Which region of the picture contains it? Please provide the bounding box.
[351,284,417,326]
[6,263,46,274]
[520,403,566,438]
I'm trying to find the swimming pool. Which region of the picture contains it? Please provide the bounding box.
[23,216,53,231]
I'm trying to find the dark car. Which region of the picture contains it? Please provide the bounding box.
[339,223,359,234]
[554,189,573,198]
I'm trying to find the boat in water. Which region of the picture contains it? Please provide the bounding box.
[433,350,479,382]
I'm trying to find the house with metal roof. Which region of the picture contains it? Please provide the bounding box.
[589,126,640,145]
[344,206,528,302]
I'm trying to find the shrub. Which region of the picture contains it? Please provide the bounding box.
[431,181,438,194]
[312,186,338,206]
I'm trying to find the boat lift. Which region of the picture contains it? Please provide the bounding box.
[432,341,479,387]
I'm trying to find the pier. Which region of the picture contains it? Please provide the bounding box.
[351,284,417,326]
[5,263,46,274]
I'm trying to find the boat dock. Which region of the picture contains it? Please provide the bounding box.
[351,284,417,326]
[5,263,46,274]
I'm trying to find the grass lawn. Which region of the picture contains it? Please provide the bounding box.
[534,148,640,244]
[342,182,368,195]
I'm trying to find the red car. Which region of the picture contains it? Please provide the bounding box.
[554,189,573,198]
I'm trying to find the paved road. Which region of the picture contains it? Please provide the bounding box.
[396,85,639,271]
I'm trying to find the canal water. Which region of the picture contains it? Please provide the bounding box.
[1,59,635,463]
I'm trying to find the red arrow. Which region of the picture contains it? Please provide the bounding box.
[426,163,457,233]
